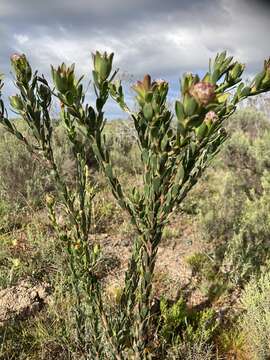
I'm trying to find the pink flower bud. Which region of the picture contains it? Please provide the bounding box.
[10,53,22,62]
[204,111,218,124]
[189,81,216,105]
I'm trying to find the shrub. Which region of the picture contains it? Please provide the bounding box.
[221,130,262,195]
[217,327,246,360]
[185,252,215,281]
[197,169,248,261]
[0,216,63,289]
[0,124,49,208]
[225,107,270,139]
[104,120,141,175]
[240,271,270,359]
[223,171,270,284]
[1,51,270,359]
[194,109,270,285]
[166,341,216,360]
[159,298,218,359]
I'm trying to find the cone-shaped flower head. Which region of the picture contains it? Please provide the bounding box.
[154,79,169,103]
[92,51,114,82]
[251,58,270,94]
[133,74,152,99]
[10,53,32,84]
[51,63,76,94]
[230,62,245,80]
[204,111,218,125]
[189,81,216,105]
[133,75,168,105]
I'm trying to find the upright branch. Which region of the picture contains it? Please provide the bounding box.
[50,52,124,359]
[107,51,270,358]
[0,53,117,358]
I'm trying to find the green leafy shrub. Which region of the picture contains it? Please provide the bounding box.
[240,271,270,359]
[197,169,248,261]
[216,327,246,360]
[0,197,13,232]
[104,120,141,175]
[223,171,270,283]
[186,252,215,280]
[225,107,270,138]
[252,130,270,174]
[221,130,262,195]
[159,297,218,359]
[193,108,270,285]
[0,124,49,209]
[0,216,63,289]
[166,341,216,360]
[159,297,188,341]
[1,51,270,359]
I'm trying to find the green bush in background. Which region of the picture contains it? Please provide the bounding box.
[240,270,270,359]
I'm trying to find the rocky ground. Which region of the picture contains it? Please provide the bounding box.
[0,212,241,332]
[0,279,51,327]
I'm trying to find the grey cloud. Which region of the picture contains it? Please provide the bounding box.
[1,0,223,27]
[1,0,270,117]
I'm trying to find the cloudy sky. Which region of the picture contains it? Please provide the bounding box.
[1,0,270,117]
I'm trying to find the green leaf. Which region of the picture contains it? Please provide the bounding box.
[105,164,113,179]
[141,149,149,164]
[196,122,208,141]
[241,86,251,97]
[252,71,265,90]
[175,164,185,184]
[161,135,169,152]
[145,91,153,103]
[175,100,185,121]
[216,92,230,103]
[211,69,220,83]
[143,103,153,120]
[171,184,179,198]
[153,177,160,193]
[184,95,198,116]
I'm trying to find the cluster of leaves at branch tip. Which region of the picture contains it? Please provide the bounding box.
[92,51,114,84]
[10,53,32,84]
